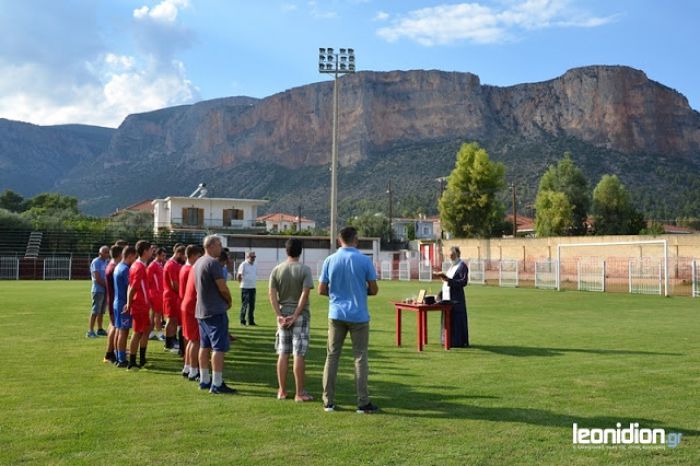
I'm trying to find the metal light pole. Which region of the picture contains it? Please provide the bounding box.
[386,181,393,242]
[436,176,447,240]
[319,47,355,252]
[511,183,517,237]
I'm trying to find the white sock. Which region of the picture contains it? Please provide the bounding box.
[200,369,211,384]
[189,367,199,377]
[183,364,191,373]
[149,331,156,339]
[213,371,223,387]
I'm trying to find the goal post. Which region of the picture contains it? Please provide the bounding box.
[556,239,668,296]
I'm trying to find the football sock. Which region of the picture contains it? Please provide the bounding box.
[139,347,147,363]
[165,336,173,349]
[189,367,199,378]
[129,354,137,366]
[183,364,191,373]
[116,350,125,362]
[213,371,223,387]
[200,369,211,384]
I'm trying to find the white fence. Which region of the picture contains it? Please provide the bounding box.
[628,258,663,295]
[0,257,19,280]
[43,256,72,280]
[692,260,699,298]
[499,259,519,288]
[381,261,393,280]
[418,261,432,282]
[398,260,411,281]
[535,259,558,290]
[468,259,486,285]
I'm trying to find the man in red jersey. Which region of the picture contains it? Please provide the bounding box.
[163,245,185,353]
[180,244,203,380]
[147,247,166,341]
[125,240,153,369]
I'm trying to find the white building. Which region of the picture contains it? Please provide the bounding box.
[391,216,441,241]
[152,196,268,234]
[257,213,316,233]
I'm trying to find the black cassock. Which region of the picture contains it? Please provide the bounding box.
[444,260,469,347]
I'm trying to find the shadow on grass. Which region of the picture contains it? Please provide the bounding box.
[471,345,683,358]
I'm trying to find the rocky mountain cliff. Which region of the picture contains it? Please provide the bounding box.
[3,66,700,221]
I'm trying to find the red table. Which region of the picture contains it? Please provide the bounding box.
[392,302,452,351]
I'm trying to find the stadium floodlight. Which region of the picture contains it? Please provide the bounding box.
[317,46,357,253]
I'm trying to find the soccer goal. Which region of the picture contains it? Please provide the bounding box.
[43,256,72,280]
[692,260,699,298]
[398,260,411,281]
[629,258,663,295]
[499,259,519,288]
[468,259,486,285]
[535,259,558,290]
[380,260,393,280]
[557,240,668,296]
[0,256,19,280]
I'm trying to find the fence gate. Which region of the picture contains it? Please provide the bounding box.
[692,260,699,298]
[0,257,19,280]
[418,260,432,282]
[381,261,393,280]
[535,259,558,290]
[468,259,486,285]
[499,259,519,288]
[44,257,72,280]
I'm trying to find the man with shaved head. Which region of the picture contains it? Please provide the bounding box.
[87,245,110,338]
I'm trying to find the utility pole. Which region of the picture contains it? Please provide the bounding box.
[386,180,393,242]
[297,204,302,232]
[511,183,517,237]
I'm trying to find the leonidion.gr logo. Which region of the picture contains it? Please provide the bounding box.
[572,423,683,449]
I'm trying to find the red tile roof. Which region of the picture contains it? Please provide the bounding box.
[257,212,314,223]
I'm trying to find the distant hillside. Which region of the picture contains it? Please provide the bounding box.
[1,66,699,221]
[0,119,114,196]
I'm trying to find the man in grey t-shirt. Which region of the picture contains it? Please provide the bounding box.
[194,235,235,394]
[268,238,314,402]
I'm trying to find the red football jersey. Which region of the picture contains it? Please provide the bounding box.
[129,259,150,313]
[147,260,164,311]
[178,263,191,301]
[181,265,197,316]
[163,259,182,300]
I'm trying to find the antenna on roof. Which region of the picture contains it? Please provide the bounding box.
[189,183,208,198]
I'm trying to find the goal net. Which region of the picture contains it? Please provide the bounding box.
[629,258,663,295]
[499,259,519,288]
[557,239,668,296]
[535,259,558,290]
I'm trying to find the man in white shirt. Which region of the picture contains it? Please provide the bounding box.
[236,251,257,326]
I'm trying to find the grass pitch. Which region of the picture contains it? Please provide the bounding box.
[0,280,698,465]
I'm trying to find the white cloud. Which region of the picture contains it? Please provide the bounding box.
[0,1,198,127]
[133,0,190,23]
[308,0,337,19]
[281,2,298,12]
[373,11,389,21]
[377,0,617,46]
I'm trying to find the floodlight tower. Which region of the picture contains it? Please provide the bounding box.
[318,47,356,252]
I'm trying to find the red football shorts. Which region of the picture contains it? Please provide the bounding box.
[163,297,180,322]
[132,311,150,334]
[182,312,199,342]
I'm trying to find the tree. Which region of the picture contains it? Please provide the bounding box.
[534,191,574,236]
[26,192,79,214]
[592,175,642,235]
[0,208,33,231]
[537,153,590,235]
[348,212,391,242]
[439,142,505,238]
[0,190,26,213]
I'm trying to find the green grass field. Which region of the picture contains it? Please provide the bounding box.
[0,280,698,465]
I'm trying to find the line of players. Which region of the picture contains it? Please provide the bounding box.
[101,239,210,380]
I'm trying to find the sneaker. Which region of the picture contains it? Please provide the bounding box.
[102,356,115,364]
[188,374,200,382]
[323,403,336,413]
[181,370,190,378]
[96,328,108,337]
[148,332,158,341]
[116,360,128,368]
[248,322,257,327]
[127,362,138,370]
[356,402,379,414]
[139,359,147,368]
[199,381,212,390]
[240,321,246,326]
[210,382,237,395]
[158,334,166,341]
[86,330,97,338]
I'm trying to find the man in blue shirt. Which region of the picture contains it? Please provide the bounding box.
[319,226,379,414]
[87,246,109,338]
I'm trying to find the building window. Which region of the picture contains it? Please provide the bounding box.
[223,208,244,226]
[182,207,203,226]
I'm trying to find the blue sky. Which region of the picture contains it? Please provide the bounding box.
[0,0,697,127]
